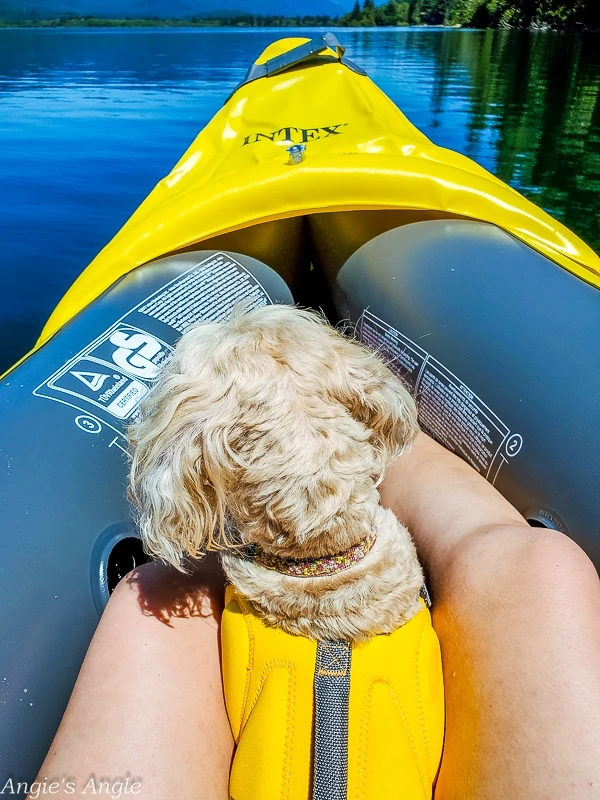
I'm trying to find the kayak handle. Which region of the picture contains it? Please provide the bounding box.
[226,33,367,102]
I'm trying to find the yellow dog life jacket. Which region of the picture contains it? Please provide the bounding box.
[221,586,444,800]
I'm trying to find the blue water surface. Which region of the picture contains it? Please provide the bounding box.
[1,27,599,371]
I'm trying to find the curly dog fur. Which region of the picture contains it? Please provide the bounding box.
[129,304,424,641]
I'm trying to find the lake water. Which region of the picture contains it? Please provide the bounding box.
[1,27,599,372]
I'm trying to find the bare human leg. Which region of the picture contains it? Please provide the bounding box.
[381,432,600,799]
[32,432,600,800]
[29,555,233,800]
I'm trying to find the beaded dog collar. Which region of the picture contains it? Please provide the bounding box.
[253,532,377,578]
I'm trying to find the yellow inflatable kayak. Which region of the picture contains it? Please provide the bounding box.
[1,32,599,793]
[28,32,600,346]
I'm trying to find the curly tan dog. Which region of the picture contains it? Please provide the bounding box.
[129,305,424,642]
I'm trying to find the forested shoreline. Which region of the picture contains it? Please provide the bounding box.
[1,0,598,30]
[341,0,599,29]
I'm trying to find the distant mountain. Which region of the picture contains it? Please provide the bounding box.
[0,0,350,19]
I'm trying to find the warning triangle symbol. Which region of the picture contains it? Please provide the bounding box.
[71,370,111,392]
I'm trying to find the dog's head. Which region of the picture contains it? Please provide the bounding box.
[129,305,418,568]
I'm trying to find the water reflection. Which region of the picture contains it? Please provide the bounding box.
[461,30,600,254]
[0,28,599,370]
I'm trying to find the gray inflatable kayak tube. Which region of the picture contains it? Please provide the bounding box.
[335,220,600,560]
[0,251,292,791]
[2,221,599,788]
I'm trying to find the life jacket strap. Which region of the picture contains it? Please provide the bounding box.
[313,640,352,800]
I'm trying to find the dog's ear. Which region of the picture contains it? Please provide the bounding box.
[127,322,240,570]
[330,335,419,478]
[128,403,232,570]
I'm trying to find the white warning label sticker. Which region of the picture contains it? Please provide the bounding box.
[34,252,273,428]
[137,255,270,332]
[360,309,522,483]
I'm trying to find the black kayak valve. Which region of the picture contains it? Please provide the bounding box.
[106,537,148,593]
[90,524,149,614]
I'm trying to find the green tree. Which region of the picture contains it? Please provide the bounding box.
[361,0,376,24]
[382,0,403,24]
[408,0,422,24]
[447,0,481,25]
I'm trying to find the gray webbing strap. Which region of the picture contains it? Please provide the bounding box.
[420,583,432,608]
[312,640,352,800]
[249,32,345,81]
[225,33,367,103]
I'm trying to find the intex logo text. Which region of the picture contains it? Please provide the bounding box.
[241,124,347,146]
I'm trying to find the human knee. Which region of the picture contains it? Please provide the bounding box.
[108,556,226,625]
[515,528,600,609]
[444,524,599,609]
[520,527,597,575]
[100,560,158,619]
